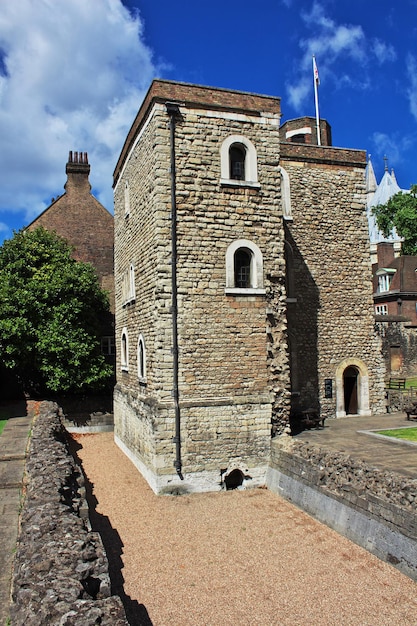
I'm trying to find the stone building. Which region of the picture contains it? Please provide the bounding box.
[366,157,404,264]
[28,151,115,358]
[113,80,386,494]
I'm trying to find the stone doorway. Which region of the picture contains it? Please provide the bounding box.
[335,358,371,418]
[343,366,359,414]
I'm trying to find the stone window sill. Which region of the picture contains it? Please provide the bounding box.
[225,288,266,296]
[220,179,260,189]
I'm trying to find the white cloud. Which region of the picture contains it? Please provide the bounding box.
[372,39,397,64]
[0,0,156,229]
[406,54,417,121]
[286,2,395,111]
[371,131,415,182]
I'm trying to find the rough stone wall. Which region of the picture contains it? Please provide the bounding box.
[375,319,417,378]
[268,436,417,579]
[281,145,386,417]
[271,436,417,515]
[113,88,290,490]
[11,402,128,626]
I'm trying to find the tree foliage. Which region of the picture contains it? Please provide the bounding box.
[372,185,417,255]
[0,227,113,394]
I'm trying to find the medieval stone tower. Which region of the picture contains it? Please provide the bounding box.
[113,80,386,494]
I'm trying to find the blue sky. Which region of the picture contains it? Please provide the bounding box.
[0,0,416,243]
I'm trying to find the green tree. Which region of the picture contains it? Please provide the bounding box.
[0,227,113,394]
[372,184,417,255]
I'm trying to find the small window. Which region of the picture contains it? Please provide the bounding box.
[375,304,388,315]
[121,327,129,371]
[129,264,135,300]
[101,336,115,355]
[220,135,259,188]
[234,248,252,288]
[279,166,292,221]
[229,144,246,180]
[137,334,147,383]
[124,180,130,217]
[378,275,392,293]
[290,134,306,144]
[376,268,396,293]
[122,263,136,306]
[225,239,265,295]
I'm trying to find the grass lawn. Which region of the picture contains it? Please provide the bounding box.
[0,419,7,436]
[377,427,417,442]
[405,377,417,388]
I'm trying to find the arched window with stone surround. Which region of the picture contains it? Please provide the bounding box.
[234,248,252,288]
[225,239,265,295]
[279,166,293,221]
[124,180,130,217]
[137,334,147,383]
[229,143,246,180]
[121,327,129,371]
[220,135,259,187]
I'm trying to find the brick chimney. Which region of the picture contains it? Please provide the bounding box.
[64,151,91,194]
[376,242,395,268]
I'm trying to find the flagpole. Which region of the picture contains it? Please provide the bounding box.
[313,55,321,146]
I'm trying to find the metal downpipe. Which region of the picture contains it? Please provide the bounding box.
[166,102,183,480]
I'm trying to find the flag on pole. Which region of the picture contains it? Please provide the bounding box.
[313,55,320,85]
[312,55,321,146]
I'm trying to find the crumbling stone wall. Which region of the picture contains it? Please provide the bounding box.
[268,436,417,579]
[375,319,417,379]
[273,436,417,514]
[11,401,128,626]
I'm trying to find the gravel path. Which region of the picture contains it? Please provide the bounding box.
[71,432,417,626]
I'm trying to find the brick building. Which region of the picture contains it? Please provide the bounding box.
[28,152,115,357]
[113,80,386,494]
[373,242,417,378]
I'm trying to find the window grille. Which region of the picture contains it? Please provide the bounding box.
[229,145,246,180]
[234,248,252,288]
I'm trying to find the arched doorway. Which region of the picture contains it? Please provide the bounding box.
[335,358,371,417]
[343,366,359,414]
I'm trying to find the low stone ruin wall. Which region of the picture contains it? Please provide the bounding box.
[11,401,128,626]
[267,436,417,581]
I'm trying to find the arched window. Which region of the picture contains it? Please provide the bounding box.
[122,263,136,306]
[225,239,265,295]
[220,135,259,188]
[129,264,136,301]
[121,327,129,371]
[234,248,252,288]
[124,180,130,217]
[229,144,246,180]
[137,334,147,382]
[279,166,293,221]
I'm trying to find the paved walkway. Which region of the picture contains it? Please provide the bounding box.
[294,411,417,478]
[0,401,34,626]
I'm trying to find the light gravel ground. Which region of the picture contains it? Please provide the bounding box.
[72,432,417,626]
